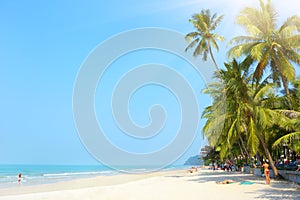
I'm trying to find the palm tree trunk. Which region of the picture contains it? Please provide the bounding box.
[239,135,250,161]
[208,45,224,85]
[257,131,279,177]
[240,125,250,160]
[256,152,262,165]
[208,45,219,70]
[281,75,290,95]
[238,140,245,157]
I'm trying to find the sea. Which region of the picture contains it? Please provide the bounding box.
[0,164,188,188]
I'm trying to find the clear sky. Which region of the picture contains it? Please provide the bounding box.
[1,0,300,165]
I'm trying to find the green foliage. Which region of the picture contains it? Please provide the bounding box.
[186,1,300,172]
[185,9,225,68]
[228,0,300,95]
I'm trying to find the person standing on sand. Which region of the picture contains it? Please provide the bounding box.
[262,161,270,185]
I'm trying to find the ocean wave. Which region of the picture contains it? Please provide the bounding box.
[42,171,115,177]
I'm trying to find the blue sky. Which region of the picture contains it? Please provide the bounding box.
[1,0,300,165]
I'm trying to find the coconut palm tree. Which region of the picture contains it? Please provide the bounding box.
[248,83,288,176]
[228,0,300,95]
[272,78,300,153]
[272,116,300,153]
[185,9,225,69]
[202,56,255,157]
[203,57,290,176]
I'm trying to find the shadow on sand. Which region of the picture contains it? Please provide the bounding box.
[169,170,300,200]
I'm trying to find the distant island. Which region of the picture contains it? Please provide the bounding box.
[184,155,203,166]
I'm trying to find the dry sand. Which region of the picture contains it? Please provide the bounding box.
[0,169,299,200]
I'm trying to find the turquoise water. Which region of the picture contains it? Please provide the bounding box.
[0,165,113,188]
[0,164,187,188]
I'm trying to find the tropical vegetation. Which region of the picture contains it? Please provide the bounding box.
[186,0,300,177]
[185,9,225,69]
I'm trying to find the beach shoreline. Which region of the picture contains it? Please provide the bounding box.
[0,169,299,200]
[0,169,186,196]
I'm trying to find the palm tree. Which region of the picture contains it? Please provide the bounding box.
[185,9,225,69]
[248,82,288,177]
[228,0,300,95]
[203,57,290,176]
[202,57,255,158]
[272,116,300,154]
[272,78,300,153]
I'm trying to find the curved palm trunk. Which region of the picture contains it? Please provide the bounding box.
[208,46,219,70]
[238,141,245,157]
[208,45,224,85]
[281,74,290,95]
[257,131,279,177]
[239,136,250,161]
[240,125,250,160]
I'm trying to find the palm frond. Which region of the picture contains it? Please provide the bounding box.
[211,15,224,30]
[184,38,199,52]
[247,117,259,154]
[250,42,267,60]
[272,132,300,148]
[279,15,300,32]
[228,36,260,46]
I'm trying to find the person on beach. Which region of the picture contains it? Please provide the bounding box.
[18,173,22,184]
[262,161,270,184]
[188,167,197,173]
[216,179,235,184]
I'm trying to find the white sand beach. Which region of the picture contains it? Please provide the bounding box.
[0,169,299,200]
